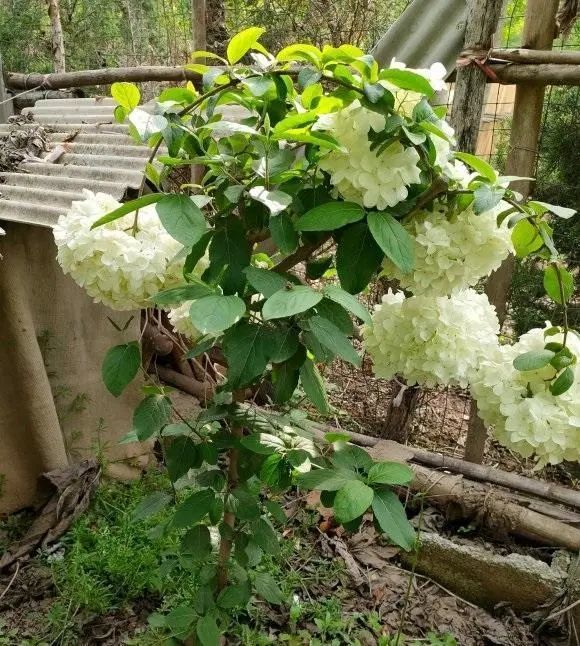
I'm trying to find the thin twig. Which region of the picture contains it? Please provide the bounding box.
[0,561,20,601]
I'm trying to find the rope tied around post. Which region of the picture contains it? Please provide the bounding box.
[457,48,501,82]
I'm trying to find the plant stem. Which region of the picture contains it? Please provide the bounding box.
[552,261,569,347]
[216,389,245,591]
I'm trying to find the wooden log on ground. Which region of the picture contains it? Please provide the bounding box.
[153,365,213,403]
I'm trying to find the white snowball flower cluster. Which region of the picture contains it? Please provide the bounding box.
[54,190,184,310]
[167,301,199,340]
[314,101,422,210]
[384,201,514,295]
[363,289,500,388]
[471,326,580,466]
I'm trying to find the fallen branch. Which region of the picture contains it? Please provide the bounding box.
[307,420,580,511]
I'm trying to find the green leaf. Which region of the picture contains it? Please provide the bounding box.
[262,286,322,320]
[152,282,214,306]
[363,82,385,103]
[184,231,213,277]
[269,326,301,363]
[239,434,276,455]
[306,255,333,280]
[271,360,300,404]
[207,217,251,294]
[217,582,251,608]
[249,186,292,215]
[128,108,168,140]
[367,462,414,486]
[158,86,197,104]
[513,349,555,372]
[132,491,172,521]
[367,211,414,273]
[295,201,365,231]
[156,194,207,247]
[196,613,220,646]
[91,193,163,229]
[372,489,416,550]
[332,445,373,471]
[379,69,434,96]
[297,467,358,491]
[222,321,275,388]
[550,366,575,396]
[336,221,383,294]
[252,518,280,555]
[173,489,215,528]
[181,524,212,561]
[277,43,322,66]
[473,184,505,214]
[299,359,329,413]
[260,453,292,490]
[254,571,284,605]
[270,213,298,254]
[512,219,543,258]
[166,605,196,636]
[189,295,246,335]
[133,394,171,441]
[231,488,261,521]
[534,201,576,219]
[272,110,318,136]
[324,285,371,324]
[227,27,265,64]
[264,500,287,524]
[307,315,360,367]
[298,66,322,88]
[315,299,353,335]
[454,152,497,183]
[334,481,374,524]
[102,342,140,397]
[544,265,574,304]
[243,266,287,298]
[242,76,276,97]
[111,82,140,110]
[166,437,200,481]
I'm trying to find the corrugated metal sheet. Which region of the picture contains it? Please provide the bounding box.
[0,97,152,228]
[372,0,467,74]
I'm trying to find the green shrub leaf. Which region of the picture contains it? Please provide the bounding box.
[372,488,416,550]
[367,211,414,274]
[295,201,365,231]
[333,480,374,524]
[102,342,140,397]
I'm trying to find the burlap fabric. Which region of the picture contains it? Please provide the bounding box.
[0,221,149,514]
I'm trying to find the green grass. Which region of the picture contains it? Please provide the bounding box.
[1,473,455,645]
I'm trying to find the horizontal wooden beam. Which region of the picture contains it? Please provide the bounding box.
[5,66,203,90]
[490,47,580,65]
[5,61,580,92]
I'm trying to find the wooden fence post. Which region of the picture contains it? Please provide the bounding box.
[485,0,560,323]
[450,0,504,153]
[449,0,503,463]
[191,0,207,54]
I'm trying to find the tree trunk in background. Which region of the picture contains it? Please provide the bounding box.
[205,0,228,57]
[485,0,559,324]
[450,0,504,153]
[46,0,66,73]
[380,384,420,444]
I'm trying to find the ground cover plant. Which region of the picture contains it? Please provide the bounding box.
[48,28,577,644]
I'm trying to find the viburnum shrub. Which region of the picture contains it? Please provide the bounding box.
[54,28,577,642]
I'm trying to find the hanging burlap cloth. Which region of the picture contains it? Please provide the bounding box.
[0,221,150,514]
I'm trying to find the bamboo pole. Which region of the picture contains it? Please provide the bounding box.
[485,0,559,324]
[450,0,504,152]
